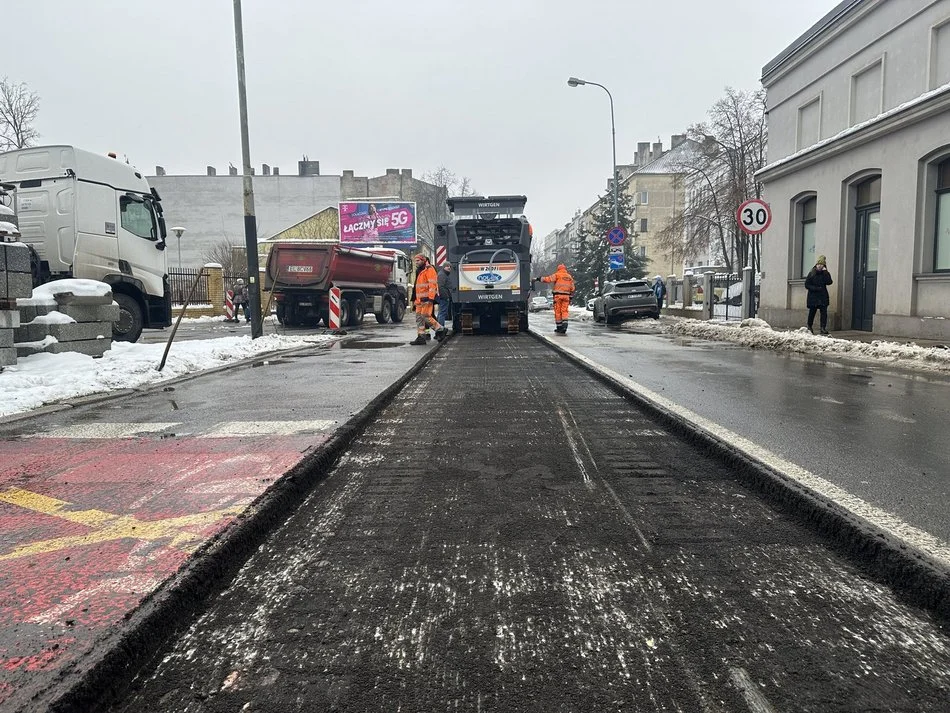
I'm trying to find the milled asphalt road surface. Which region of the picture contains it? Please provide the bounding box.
[109,335,950,713]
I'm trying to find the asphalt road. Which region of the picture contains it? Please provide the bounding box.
[109,334,950,713]
[531,311,950,546]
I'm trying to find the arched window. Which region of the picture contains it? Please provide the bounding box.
[935,158,950,271]
[800,197,817,277]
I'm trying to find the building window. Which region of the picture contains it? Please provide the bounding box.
[800,197,817,277]
[640,191,649,205]
[640,218,648,233]
[931,20,950,89]
[850,59,883,126]
[936,158,950,271]
[797,97,821,151]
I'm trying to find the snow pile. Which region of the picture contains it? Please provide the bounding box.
[31,278,113,299]
[666,318,950,371]
[0,333,338,418]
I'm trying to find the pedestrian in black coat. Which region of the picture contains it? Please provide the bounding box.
[805,254,833,335]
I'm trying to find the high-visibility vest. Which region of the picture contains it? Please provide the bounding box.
[414,264,438,303]
[543,269,575,296]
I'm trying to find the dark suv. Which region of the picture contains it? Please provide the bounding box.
[592,280,659,324]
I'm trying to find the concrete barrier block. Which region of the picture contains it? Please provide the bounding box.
[59,303,120,323]
[0,309,19,329]
[15,301,55,323]
[52,290,113,306]
[48,321,111,342]
[0,329,12,348]
[14,321,49,343]
[3,272,34,300]
[44,338,111,358]
[0,346,16,366]
[0,243,31,273]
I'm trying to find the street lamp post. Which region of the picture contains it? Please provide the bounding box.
[567,76,619,229]
[171,226,186,270]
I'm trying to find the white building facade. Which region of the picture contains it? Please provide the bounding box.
[757,0,950,340]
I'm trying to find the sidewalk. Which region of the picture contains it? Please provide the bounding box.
[0,323,439,712]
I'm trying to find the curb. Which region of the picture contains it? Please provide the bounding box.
[528,328,950,623]
[38,336,448,713]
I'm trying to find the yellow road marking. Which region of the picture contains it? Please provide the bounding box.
[0,487,243,561]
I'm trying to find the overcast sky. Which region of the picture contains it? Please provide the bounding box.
[5,0,833,238]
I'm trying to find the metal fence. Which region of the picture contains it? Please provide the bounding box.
[168,269,241,305]
[705,272,759,321]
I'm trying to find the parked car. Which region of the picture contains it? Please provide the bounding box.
[529,295,552,312]
[721,273,762,306]
[592,280,659,324]
[586,297,596,311]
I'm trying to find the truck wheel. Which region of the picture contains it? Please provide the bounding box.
[113,293,144,342]
[337,299,350,328]
[391,299,406,323]
[348,298,365,326]
[375,297,393,324]
[275,303,286,325]
[519,312,528,332]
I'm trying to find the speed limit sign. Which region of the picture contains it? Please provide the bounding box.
[737,199,772,235]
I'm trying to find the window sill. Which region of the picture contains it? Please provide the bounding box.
[914,273,950,282]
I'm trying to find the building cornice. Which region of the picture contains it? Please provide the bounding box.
[757,84,950,182]
[761,0,879,86]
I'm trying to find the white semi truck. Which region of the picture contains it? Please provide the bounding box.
[0,145,172,341]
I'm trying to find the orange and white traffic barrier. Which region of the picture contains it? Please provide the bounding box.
[328,286,342,329]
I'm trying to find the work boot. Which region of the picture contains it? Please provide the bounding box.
[434,327,448,342]
[425,332,432,341]
[409,335,428,345]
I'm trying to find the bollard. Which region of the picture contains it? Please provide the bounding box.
[224,289,236,321]
[703,271,714,320]
[328,286,342,330]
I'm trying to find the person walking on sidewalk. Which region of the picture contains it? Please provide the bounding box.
[436,261,453,327]
[536,264,575,333]
[652,275,667,312]
[232,278,250,323]
[410,254,447,345]
[805,254,833,335]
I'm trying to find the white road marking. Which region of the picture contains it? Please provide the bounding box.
[556,407,594,489]
[30,422,180,439]
[729,667,778,713]
[200,420,336,437]
[547,338,950,570]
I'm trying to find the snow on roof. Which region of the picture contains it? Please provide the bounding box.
[624,139,702,180]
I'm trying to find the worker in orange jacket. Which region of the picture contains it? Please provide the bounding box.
[535,263,574,334]
[536,264,575,333]
[410,254,447,345]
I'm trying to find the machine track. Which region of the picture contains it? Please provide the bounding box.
[109,336,950,713]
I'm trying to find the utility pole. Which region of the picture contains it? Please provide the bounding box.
[233,0,262,338]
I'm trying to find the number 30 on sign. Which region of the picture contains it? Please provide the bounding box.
[736,199,772,235]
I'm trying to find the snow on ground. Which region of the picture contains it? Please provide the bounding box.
[0,332,338,419]
[665,317,950,372]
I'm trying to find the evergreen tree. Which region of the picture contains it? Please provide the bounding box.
[571,189,646,303]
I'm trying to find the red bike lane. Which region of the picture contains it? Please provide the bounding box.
[0,426,330,707]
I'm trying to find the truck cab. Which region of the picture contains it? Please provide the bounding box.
[0,145,172,341]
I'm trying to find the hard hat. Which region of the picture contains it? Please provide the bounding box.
[557,263,566,270]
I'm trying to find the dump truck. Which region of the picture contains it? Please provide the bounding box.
[435,195,533,334]
[0,145,172,342]
[264,242,411,327]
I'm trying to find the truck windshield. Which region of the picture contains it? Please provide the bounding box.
[120,195,158,240]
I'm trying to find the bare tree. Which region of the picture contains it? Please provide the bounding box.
[203,238,241,273]
[0,78,40,150]
[654,87,767,273]
[416,166,476,249]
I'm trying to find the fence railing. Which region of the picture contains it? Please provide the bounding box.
[169,268,240,305]
[665,271,759,321]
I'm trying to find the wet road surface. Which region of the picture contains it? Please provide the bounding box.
[109,335,950,713]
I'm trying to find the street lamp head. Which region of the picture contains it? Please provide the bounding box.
[171,226,187,239]
[567,77,586,87]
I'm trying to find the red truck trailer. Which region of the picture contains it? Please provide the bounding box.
[264,242,411,327]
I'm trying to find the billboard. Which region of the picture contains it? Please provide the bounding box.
[339,201,417,245]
